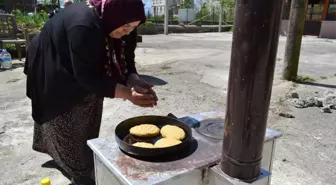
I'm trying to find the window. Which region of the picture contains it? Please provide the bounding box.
[326,0,336,20]
[306,0,325,20]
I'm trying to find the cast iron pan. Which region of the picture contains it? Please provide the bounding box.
[115,114,192,157]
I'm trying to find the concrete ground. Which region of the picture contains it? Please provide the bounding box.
[0,33,335,185]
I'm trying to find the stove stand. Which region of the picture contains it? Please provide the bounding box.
[87,112,281,185]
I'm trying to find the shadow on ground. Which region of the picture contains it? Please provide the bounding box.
[42,160,95,185]
[0,63,25,72]
[42,160,72,181]
[298,82,336,89]
[139,74,168,86]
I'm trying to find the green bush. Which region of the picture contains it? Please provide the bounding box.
[13,9,48,34]
[5,44,16,50]
[142,21,154,27]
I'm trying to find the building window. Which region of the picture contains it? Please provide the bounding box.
[326,0,336,20]
[306,0,325,20]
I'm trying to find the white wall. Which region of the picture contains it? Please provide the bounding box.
[178,8,196,22]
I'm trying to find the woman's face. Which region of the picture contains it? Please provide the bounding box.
[109,21,141,39]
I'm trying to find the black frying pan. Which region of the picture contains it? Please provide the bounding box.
[115,114,192,157]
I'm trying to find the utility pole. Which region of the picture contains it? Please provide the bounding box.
[34,0,37,13]
[282,0,308,81]
[164,0,169,35]
[200,0,203,26]
[218,4,223,32]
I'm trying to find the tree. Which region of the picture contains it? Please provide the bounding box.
[220,0,235,21]
[283,0,308,81]
[200,0,235,21]
[180,0,195,9]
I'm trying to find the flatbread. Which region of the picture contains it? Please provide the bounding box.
[160,125,186,140]
[132,142,155,148]
[154,138,182,148]
[129,124,160,137]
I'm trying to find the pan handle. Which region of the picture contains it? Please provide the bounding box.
[167,113,178,119]
[167,113,200,128]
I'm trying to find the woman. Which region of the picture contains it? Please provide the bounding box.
[24,0,157,184]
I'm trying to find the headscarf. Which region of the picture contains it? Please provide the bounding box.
[89,0,146,35]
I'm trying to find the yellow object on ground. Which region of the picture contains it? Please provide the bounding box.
[41,178,51,185]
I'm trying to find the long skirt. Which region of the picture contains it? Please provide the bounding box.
[32,94,104,178]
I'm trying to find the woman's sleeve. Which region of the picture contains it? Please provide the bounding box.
[68,25,117,98]
[122,28,138,75]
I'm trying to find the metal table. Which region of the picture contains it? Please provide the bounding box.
[87,112,281,185]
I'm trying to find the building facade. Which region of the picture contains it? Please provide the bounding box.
[281,0,336,38]
[152,0,181,16]
[152,0,166,16]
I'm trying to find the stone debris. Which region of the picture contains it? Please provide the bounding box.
[321,105,332,113]
[292,98,311,108]
[279,113,295,118]
[323,95,336,109]
[282,158,288,162]
[314,97,324,107]
[305,97,316,107]
[291,90,335,113]
[290,92,299,99]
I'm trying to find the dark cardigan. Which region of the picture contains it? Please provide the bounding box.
[24,2,138,124]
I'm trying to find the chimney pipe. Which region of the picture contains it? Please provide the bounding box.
[221,0,284,182]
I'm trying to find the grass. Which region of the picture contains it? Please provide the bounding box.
[294,75,316,83]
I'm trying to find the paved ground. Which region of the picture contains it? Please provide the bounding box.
[0,33,335,185]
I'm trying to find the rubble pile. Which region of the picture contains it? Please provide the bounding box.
[290,90,336,113]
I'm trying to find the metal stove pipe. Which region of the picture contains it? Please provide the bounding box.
[221,0,285,182]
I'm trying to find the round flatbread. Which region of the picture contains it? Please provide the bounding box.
[129,124,160,137]
[154,138,182,148]
[160,125,186,140]
[132,142,155,148]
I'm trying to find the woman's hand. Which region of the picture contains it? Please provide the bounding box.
[127,73,158,102]
[127,73,153,89]
[129,86,157,107]
[115,84,157,107]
